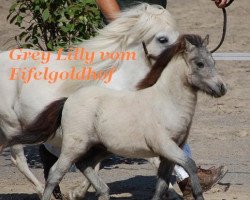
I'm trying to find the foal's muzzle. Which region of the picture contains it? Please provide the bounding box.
[212,82,227,98]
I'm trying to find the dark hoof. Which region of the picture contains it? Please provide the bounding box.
[53,185,63,200]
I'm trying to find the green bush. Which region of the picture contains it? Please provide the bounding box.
[7,0,102,51]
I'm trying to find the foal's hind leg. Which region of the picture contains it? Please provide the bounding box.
[155,140,204,200]
[75,147,112,200]
[70,146,111,200]
[39,144,63,200]
[76,165,110,200]
[151,158,174,200]
[69,178,91,200]
[42,140,92,200]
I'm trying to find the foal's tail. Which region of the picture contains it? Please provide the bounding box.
[8,98,67,146]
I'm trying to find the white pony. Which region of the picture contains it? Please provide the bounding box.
[0,3,179,197]
[9,34,227,200]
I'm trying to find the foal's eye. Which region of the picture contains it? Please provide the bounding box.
[196,62,205,68]
[157,37,169,44]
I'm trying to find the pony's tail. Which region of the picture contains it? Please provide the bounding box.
[8,98,67,146]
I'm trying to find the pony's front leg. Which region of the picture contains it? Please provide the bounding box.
[11,145,44,198]
[151,158,174,200]
[155,140,204,200]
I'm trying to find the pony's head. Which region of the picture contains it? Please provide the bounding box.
[182,35,227,98]
[97,3,179,56]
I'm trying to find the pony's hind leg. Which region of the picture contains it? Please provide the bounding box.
[0,106,44,196]
[11,145,44,198]
[154,139,204,200]
[151,158,174,200]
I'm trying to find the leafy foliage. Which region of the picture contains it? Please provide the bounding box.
[7,0,102,50]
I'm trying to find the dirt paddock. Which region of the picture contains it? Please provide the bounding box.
[0,0,249,199]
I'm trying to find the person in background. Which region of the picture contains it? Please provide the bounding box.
[95,0,229,199]
[96,0,228,22]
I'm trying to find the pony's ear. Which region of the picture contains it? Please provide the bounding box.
[185,39,195,52]
[202,35,209,47]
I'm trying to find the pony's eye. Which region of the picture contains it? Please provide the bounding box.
[157,37,169,44]
[196,62,204,68]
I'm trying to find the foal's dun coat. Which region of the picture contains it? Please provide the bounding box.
[10,34,227,200]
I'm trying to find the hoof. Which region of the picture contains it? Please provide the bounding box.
[195,196,204,200]
[36,187,44,200]
[166,188,182,200]
[68,191,80,200]
[98,193,110,200]
[52,186,63,200]
[50,194,69,200]
[68,188,88,200]
[68,191,75,200]
[62,194,70,200]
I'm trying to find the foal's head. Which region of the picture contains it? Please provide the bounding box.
[182,35,227,97]
[137,34,227,98]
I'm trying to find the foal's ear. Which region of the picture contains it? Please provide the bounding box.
[202,35,209,47]
[185,39,195,52]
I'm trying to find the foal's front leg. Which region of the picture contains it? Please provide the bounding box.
[151,158,174,200]
[155,139,204,200]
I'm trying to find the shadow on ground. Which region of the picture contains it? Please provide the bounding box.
[0,176,158,200]
[1,147,174,200]
[2,145,148,169]
[0,193,40,200]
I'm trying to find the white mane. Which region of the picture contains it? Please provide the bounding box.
[60,3,178,93]
[77,3,177,71]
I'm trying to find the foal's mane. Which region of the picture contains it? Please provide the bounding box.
[137,34,203,90]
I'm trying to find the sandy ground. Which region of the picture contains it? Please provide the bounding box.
[0,0,249,199]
